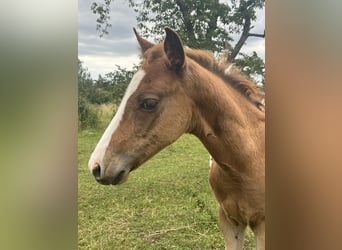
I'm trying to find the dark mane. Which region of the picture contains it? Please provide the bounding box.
[185,48,265,111]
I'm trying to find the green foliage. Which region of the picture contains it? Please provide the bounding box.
[78,97,100,129]
[78,59,100,129]
[78,59,136,105]
[90,0,112,37]
[78,59,94,101]
[235,51,265,85]
[104,65,137,105]
[87,75,112,104]
[128,0,233,52]
[78,60,137,129]
[87,66,136,105]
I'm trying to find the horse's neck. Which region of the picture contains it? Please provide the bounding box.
[186,68,264,173]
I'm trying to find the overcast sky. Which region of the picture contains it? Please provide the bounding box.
[78,0,265,79]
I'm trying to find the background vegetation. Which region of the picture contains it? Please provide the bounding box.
[78,59,136,128]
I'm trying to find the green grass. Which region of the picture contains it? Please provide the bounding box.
[78,107,255,249]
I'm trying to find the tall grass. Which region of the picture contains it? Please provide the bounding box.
[78,104,255,249]
[78,98,101,129]
[94,103,117,129]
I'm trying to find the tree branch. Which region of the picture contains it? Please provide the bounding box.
[228,16,251,62]
[228,0,265,62]
[248,30,265,38]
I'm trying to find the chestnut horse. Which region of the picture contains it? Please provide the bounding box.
[88,27,265,250]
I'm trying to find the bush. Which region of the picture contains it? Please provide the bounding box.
[78,97,100,129]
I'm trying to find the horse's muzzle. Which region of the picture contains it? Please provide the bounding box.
[91,164,127,185]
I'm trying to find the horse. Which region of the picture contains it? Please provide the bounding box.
[88,27,265,250]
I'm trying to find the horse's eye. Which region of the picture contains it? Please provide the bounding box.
[140,98,159,111]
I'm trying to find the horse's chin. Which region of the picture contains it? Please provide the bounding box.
[95,168,131,185]
[111,170,130,185]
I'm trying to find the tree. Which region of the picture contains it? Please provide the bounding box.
[91,0,265,85]
[235,51,265,86]
[78,59,100,129]
[127,0,233,52]
[104,65,137,105]
[78,59,137,105]
[78,61,136,128]
[89,75,113,104]
[78,59,94,100]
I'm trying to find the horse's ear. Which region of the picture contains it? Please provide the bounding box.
[164,27,185,71]
[133,28,154,53]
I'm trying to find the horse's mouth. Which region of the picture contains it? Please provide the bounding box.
[110,162,141,185]
[111,170,126,185]
[95,169,129,185]
[129,161,140,172]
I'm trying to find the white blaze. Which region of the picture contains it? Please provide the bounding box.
[88,70,146,171]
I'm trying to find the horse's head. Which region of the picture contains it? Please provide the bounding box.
[88,28,193,185]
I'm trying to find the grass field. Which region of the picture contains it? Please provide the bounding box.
[78,105,255,249]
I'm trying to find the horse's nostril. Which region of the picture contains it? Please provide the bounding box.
[92,164,101,180]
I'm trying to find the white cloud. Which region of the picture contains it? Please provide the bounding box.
[79,54,140,79]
